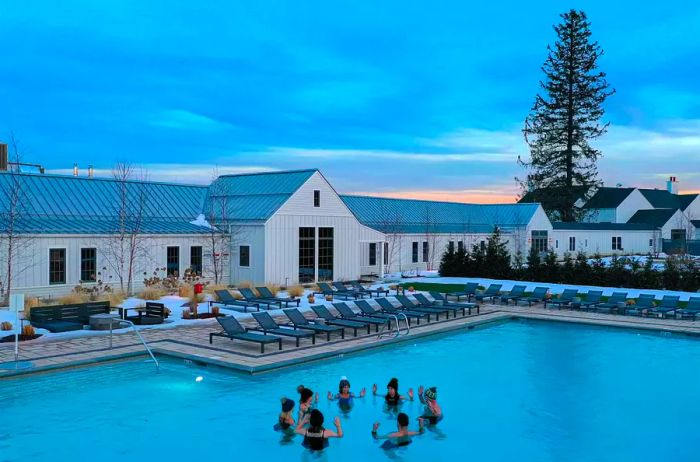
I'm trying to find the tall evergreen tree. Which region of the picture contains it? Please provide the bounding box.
[519,9,615,222]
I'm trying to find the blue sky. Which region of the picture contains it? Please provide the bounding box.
[2,1,700,202]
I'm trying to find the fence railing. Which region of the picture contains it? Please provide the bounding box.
[662,239,700,256]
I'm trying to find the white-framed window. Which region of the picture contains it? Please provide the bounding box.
[49,248,67,285]
[313,190,320,207]
[569,236,576,252]
[612,236,622,251]
[80,247,97,282]
[649,239,653,247]
[412,242,418,263]
[239,245,250,267]
[369,243,377,266]
[422,242,429,262]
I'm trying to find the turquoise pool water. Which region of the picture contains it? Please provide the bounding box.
[1,320,699,462]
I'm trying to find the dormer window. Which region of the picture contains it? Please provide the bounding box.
[314,190,320,207]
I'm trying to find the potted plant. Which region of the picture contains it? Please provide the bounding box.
[325,294,333,302]
[408,286,415,293]
[182,310,192,320]
[307,294,316,304]
[212,306,220,316]
[22,325,36,336]
[1,321,12,331]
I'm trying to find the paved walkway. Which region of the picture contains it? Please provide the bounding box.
[1,304,698,378]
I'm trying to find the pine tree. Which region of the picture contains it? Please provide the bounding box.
[484,227,512,278]
[519,9,615,222]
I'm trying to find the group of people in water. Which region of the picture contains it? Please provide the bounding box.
[275,376,443,451]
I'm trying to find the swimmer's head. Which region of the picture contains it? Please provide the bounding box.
[281,397,295,413]
[299,387,314,404]
[423,387,437,401]
[339,376,351,393]
[397,412,409,428]
[309,409,324,428]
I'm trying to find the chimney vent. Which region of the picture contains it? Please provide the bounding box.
[0,143,7,171]
[73,163,78,177]
[667,176,678,194]
[88,165,94,178]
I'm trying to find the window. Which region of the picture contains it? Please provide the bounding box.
[239,245,250,267]
[299,227,315,283]
[383,242,389,265]
[458,241,464,252]
[531,230,548,253]
[422,242,429,262]
[313,190,320,207]
[480,240,486,250]
[166,246,180,276]
[49,248,66,285]
[190,246,203,275]
[555,240,559,249]
[369,243,377,266]
[612,236,622,251]
[448,241,455,253]
[671,229,686,241]
[649,239,653,247]
[80,248,97,282]
[569,236,576,252]
[318,227,333,281]
[412,242,419,263]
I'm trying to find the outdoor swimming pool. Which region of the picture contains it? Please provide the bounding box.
[1,319,699,462]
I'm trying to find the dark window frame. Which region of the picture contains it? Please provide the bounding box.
[369,242,377,266]
[318,227,333,281]
[313,190,321,207]
[612,236,622,251]
[49,248,66,285]
[448,241,455,253]
[190,246,203,275]
[412,242,419,263]
[383,242,389,265]
[239,245,250,267]
[568,236,576,252]
[299,227,316,283]
[80,247,97,282]
[166,246,180,277]
[422,241,429,263]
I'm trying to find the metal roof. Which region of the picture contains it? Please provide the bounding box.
[626,208,678,227]
[638,189,698,210]
[581,187,635,209]
[552,222,655,231]
[341,195,539,234]
[205,169,316,221]
[0,172,210,234]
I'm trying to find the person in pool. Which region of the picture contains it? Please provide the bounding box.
[297,386,318,423]
[371,413,424,449]
[418,386,443,424]
[327,376,366,407]
[372,378,413,406]
[274,397,296,432]
[295,409,343,451]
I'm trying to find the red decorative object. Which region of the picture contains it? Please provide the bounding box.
[194,283,203,294]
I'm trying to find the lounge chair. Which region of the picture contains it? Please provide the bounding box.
[544,289,579,309]
[333,302,389,331]
[395,295,450,320]
[213,290,260,312]
[514,286,549,306]
[446,282,480,302]
[576,290,603,310]
[370,298,431,324]
[428,292,479,315]
[591,292,628,314]
[209,316,282,353]
[311,305,371,336]
[497,285,526,305]
[283,308,345,340]
[474,284,503,303]
[313,282,362,300]
[624,294,657,316]
[239,288,284,309]
[676,297,700,320]
[413,293,469,317]
[250,312,316,347]
[349,280,389,297]
[645,295,680,318]
[256,287,301,307]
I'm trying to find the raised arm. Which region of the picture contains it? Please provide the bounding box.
[327,391,335,401]
[418,386,426,404]
[294,415,310,436]
[371,422,401,440]
[359,387,367,398]
[372,383,380,396]
[324,416,343,438]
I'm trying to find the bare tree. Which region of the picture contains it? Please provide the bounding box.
[422,205,439,271]
[101,162,148,295]
[203,179,230,285]
[376,209,403,274]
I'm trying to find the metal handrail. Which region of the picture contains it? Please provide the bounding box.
[110,318,160,372]
[377,314,400,339]
[396,312,410,336]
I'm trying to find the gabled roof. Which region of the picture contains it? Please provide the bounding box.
[637,189,698,211]
[205,169,316,221]
[691,220,700,229]
[679,194,698,210]
[0,172,210,234]
[552,222,655,231]
[341,195,539,234]
[581,187,635,209]
[518,186,590,207]
[626,208,678,227]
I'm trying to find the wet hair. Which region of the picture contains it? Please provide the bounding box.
[387,377,399,391]
[338,379,350,392]
[281,397,295,413]
[397,413,409,427]
[299,387,314,403]
[309,409,324,429]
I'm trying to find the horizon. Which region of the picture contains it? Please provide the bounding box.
[2,1,700,203]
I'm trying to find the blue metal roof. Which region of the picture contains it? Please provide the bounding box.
[0,172,210,234]
[205,169,316,221]
[340,195,539,234]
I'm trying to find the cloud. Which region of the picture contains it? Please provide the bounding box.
[350,189,519,204]
[148,109,237,132]
[262,146,517,163]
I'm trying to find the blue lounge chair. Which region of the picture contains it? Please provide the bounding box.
[497,285,526,305]
[676,297,700,320]
[413,293,470,317]
[250,312,316,347]
[590,292,628,313]
[576,290,603,310]
[474,284,503,303]
[239,288,283,309]
[429,292,479,315]
[332,281,370,298]
[213,290,260,312]
[333,302,389,331]
[624,294,656,316]
[544,289,579,309]
[371,298,431,324]
[514,287,549,306]
[350,280,389,297]
[311,305,371,336]
[256,287,300,307]
[395,295,449,320]
[645,295,680,318]
[283,308,345,341]
[446,282,479,302]
[209,316,282,353]
[314,282,362,300]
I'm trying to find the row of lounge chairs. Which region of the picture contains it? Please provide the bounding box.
[209,295,478,352]
[445,282,700,320]
[313,281,389,299]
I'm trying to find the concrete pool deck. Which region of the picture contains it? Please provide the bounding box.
[2,304,699,378]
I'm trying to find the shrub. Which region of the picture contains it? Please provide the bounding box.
[58,293,87,305]
[204,284,229,295]
[138,287,166,301]
[286,285,305,298]
[107,291,127,307]
[1,321,12,331]
[236,280,254,289]
[22,325,36,336]
[264,283,281,297]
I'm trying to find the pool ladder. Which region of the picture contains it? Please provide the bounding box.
[109,318,160,372]
[377,313,410,339]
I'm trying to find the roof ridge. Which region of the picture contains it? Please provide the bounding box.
[217,168,317,178]
[341,194,525,208]
[0,171,208,188]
